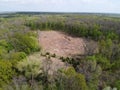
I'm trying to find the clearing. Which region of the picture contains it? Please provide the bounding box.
[38,30,86,57]
[36,30,97,74]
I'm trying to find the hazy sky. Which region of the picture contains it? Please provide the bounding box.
[0,0,120,13]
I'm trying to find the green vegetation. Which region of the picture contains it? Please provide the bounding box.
[0,60,15,86]
[0,13,120,90]
[9,33,40,54]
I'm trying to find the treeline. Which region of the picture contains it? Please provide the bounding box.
[26,16,120,41]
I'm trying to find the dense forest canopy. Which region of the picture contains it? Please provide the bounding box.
[0,13,120,90]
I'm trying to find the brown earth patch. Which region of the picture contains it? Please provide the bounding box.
[38,31,86,57]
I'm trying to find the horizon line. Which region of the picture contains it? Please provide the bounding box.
[0,11,120,15]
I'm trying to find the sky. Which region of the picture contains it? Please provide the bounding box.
[0,0,120,13]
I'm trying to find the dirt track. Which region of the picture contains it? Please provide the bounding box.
[39,31,85,57]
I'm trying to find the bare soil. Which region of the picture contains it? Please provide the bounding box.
[38,31,86,57]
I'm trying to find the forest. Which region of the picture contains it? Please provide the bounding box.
[0,12,120,90]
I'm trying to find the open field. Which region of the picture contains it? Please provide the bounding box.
[39,31,85,56]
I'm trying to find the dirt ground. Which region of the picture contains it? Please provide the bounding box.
[38,31,86,57]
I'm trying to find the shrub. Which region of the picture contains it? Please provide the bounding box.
[9,52,26,61]
[0,40,13,52]
[0,60,15,86]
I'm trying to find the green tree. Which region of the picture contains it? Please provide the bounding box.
[0,60,15,86]
[9,33,40,54]
[114,80,120,90]
[56,67,88,90]
[17,58,42,84]
[99,39,113,59]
